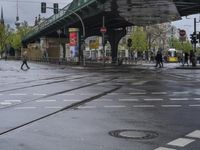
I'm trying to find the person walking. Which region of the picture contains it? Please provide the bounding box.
[21,51,30,70]
[155,50,163,68]
[183,52,189,66]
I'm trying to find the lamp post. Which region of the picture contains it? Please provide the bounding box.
[41,2,86,66]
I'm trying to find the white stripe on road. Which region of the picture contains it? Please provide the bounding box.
[0,102,12,105]
[193,98,200,100]
[129,92,147,95]
[170,98,189,101]
[36,99,56,102]
[10,93,27,96]
[186,130,200,139]
[4,100,21,103]
[95,99,113,102]
[144,98,163,101]
[154,147,176,150]
[104,105,126,108]
[152,92,167,95]
[167,138,195,147]
[15,107,36,110]
[133,105,155,108]
[107,93,121,95]
[173,91,189,94]
[78,106,97,109]
[189,104,200,107]
[119,99,139,102]
[162,105,182,108]
[63,99,80,102]
[44,106,62,109]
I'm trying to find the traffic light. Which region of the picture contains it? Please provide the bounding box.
[197,32,200,43]
[190,33,197,44]
[41,2,46,13]
[53,3,59,14]
[127,38,132,47]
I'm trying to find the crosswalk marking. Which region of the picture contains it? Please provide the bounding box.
[4,100,21,103]
[162,105,182,108]
[152,92,167,95]
[15,107,36,110]
[167,138,195,147]
[144,98,163,101]
[119,99,138,102]
[44,106,62,109]
[129,92,146,95]
[170,98,189,101]
[36,99,56,102]
[193,98,200,100]
[186,130,200,139]
[189,104,200,107]
[133,105,155,108]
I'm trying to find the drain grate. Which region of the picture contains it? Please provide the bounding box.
[109,129,158,140]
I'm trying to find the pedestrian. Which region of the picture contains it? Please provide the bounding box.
[21,51,30,70]
[183,52,189,66]
[155,50,163,68]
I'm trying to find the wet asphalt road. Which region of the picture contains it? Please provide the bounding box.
[0,60,200,150]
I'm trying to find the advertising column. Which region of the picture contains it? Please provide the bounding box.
[69,28,79,62]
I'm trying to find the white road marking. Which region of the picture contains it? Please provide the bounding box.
[189,104,200,107]
[10,93,27,96]
[119,99,139,102]
[63,99,80,102]
[193,98,200,100]
[0,102,12,105]
[170,98,189,101]
[95,99,113,102]
[104,105,126,108]
[15,107,36,110]
[154,147,176,150]
[129,92,146,95]
[162,105,182,108]
[33,93,47,96]
[167,138,195,147]
[107,93,120,95]
[186,130,200,139]
[36,99,56,102]
[78,106,97,109]
[44,106,62,109]
[173,91,189,94]
[152,92,167,95]
[133,105,155,108]
[144,98,163,101]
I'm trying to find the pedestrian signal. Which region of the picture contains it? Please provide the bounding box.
[53,3,59,14]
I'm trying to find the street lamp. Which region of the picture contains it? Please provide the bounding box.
[41,2,86,66]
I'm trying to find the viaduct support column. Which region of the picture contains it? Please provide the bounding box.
[107,28,126,63]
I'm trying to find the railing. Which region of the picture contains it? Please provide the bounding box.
[23,0,97,41]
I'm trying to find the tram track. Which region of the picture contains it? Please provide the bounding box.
[0,77,118,110]
[0,84,121,136]
[0,74,93,93]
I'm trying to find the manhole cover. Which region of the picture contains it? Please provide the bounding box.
[109,129,158,140]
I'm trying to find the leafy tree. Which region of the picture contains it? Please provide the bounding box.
[130,26,148,52]
[9,21,31,50]
[0,24,13,56]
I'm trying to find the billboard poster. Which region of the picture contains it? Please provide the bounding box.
[69,28,79,58]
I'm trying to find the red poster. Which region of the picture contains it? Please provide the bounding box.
[69,32,78,46]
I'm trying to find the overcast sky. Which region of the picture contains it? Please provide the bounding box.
[0,0,199,35]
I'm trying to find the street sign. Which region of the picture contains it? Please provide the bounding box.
[179,29,186,37]
[100,27,107,33]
